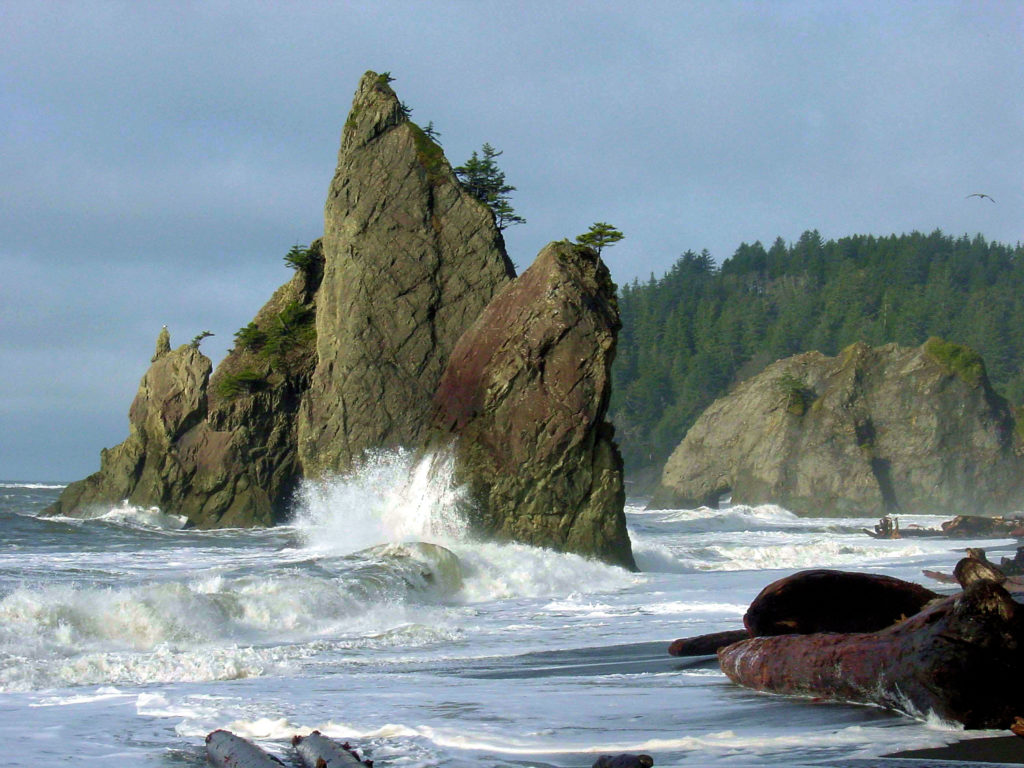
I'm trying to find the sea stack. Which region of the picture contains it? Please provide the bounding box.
[47,71,636,566]
[651,339,1024,516]
[297,71,515,475]
[431,240,636,570]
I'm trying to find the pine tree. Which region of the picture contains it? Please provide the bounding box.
[576,222,625,256]
[455,143,525,230]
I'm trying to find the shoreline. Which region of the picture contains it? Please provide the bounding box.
[888,734,1024,764]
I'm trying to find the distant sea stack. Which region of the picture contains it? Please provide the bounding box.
[47,71,634,567]
[48,252,323,528]
[650,339,1024,516]
[431,241,635,570]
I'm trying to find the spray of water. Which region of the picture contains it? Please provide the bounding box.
[292,449,469,554]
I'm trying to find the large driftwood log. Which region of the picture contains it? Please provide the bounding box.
[592,755,654,767]
[743,569,938,635]
[718,580,1024,728]
[668,570,937,656]
[206,730,285,768]
[292,731,369,767]
[668,629,750,657]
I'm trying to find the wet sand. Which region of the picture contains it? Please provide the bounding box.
[888,734,1024,764]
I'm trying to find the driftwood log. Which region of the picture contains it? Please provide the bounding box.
[718,578,1024,728]
[206,730,285,768]
[668,570,938,656]
[743,569,937,635]
[592,755,654,768]
[292,731,370,767]
[668,629,750,656]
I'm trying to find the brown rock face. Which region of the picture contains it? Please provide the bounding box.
[48,338,213,521]
[47,252,322,528]
[651,340,1024,516]
[430,241,635,569]
[297,71,515,475]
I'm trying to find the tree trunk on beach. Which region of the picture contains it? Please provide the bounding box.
[668,569,938,656]
[206,730,285,768]
[718,580,1024,729]
[292,731,368,767]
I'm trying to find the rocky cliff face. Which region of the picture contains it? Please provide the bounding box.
[297,71,515,475]
[49,335,212,520]
[48,250,323,528]
[650,340,1024,516]
[48,71,634,566]
[430,241,635,569]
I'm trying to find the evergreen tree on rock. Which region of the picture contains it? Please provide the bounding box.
[455,143,525,230]
[576,222,624,256]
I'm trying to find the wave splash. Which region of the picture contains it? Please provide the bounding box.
[292,448,469,554]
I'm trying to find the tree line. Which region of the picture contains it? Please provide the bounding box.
[612,229,1024,473]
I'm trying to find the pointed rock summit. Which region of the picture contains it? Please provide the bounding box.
[298,72,515,475]
[430,241,635,569]
[47,71,634,567]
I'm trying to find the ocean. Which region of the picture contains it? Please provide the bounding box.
[0,452,1012,767]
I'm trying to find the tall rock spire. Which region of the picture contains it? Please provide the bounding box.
[298,71,515,475]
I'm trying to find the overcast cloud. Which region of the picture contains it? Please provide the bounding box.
[2,1,1021,480]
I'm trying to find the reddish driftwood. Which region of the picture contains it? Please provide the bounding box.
[719,579,1024,728]
[292,731,368,767]
[941,515,1024,538]
[743,569,938,636]
[206,730,285,768]
[668,629,750,657]
[668,570,937,657]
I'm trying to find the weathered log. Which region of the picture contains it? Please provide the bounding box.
[719,578,1024,728]
[743,569,938,636]
[668,629,750,656]
[921,568,958,584]
[292,731,368,767]
[592,754,654,768]
[941,514,1024,538]
[954,555,1006,587]
[206,730,285,768]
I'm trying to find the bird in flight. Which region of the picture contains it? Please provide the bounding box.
[966,193,996,203]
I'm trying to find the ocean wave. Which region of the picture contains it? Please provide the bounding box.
[0,482,66,489]
[48,500,188,531]
[0,548,470,691]
[293,448,469,556]
[678,536,934,572]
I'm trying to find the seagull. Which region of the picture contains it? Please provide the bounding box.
[966,193,996,203]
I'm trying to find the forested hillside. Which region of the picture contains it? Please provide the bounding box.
[611,229,1024,474]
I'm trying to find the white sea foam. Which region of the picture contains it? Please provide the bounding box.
[50,500,188,530]
[0,482,66,489]
[208,718,966,760]
[293,448,469,554]
[292,449,635,604]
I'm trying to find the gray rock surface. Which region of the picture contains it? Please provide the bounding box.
[430,241,636,569]
[297,71,515,475]
[650,340,1024,516]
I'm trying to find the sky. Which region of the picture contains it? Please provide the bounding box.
[2,1,1021,481]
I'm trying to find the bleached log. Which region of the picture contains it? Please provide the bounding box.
[292,731,368,767]
[205,730,285,768]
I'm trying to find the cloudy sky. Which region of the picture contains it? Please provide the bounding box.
[2,1,1021,480]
